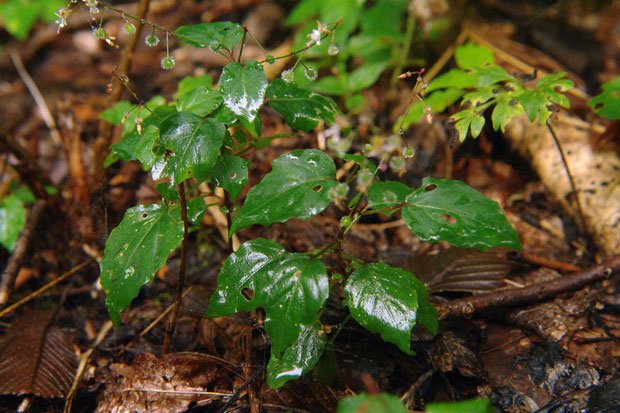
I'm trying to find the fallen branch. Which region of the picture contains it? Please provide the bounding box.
[437,255,620,320]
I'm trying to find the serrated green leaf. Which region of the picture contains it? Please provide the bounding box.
[474,65,513,87]
[451,107,486,141]
[100,203,185,326]
[230,149,337,235]
[491,96,524,132]
[454,42,495,69]
[0,195,25,252]
[176,22,244,52]
[174,74,213,100]
[267,78,339,131]
[589,75,620,120]
[212,154,250,202]
[218,61,267,123]
[462,87,497,106]
[345,263,425,355]
[206,238,329,357]
[158,112,226,184]
[176,87,222,117]
[426,398,495,413]
[402,177,521,251]
[337,393,408,413]
[267,322,327,388]
[517,90,548,123]
[367,181,414,215]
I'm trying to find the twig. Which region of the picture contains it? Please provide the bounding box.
[162,183,189,355]
[140,286,193,337]
[437,255,620,320]
[0,259,94,319]
[9,51,62,146]
[0,199,46,307]
[517,252,580,273]
[63,320,113,413]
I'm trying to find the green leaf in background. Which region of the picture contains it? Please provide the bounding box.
[518,72,573,124]
[589,75,620,120]
[266,78,339,131]
[99,101,136,125]
[230,149,337,235]
[176,87,222,117]
[100,203,185,326]
[212,154,250,203]
[0,195,25,252]
[425,398,495,413]
[337,393,408,413]
[174,74,213,100]
[176,21,244,52]
[451,107,486,141]
[347,61,388,92]
[344,263,431,355]
[367,181,414,215]
[206,238,329,358]
[360,0,408,41]
[0,0,64,40]
[267,322,327,388]
[158,112,226,184]
[402,177,522,251]
[218,61,267,123]
[454,42,495,70]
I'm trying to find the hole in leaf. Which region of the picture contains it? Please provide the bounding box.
[441,213,457,224]
[313,185,322,192]
[141,213,148,218]
[424,184,437,192]
[594,103,604,110]
[240,287,254,302]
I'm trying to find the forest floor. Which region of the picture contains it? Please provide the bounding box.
[0,1,618,412]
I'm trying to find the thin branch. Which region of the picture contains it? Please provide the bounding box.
[437,255,620,319]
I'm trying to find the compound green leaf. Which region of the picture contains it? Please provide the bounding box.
[176,87,222,117]
[230,149,337,235]
[345,263,426,355]
[491,95,524,132]
[402,177,521,251]
[267,78,338,131]
[367,181,414,215]
[0,195,25,252]
[451,107,486,141]
[158,112,225,184]
[206,238,329,357]
[100,203,184,326]
[337,393,407,413]
[589,75,620,120]
[212,154,250,202]
[267,322,327,388]
[218,61,267,123]
[176,22,244,52]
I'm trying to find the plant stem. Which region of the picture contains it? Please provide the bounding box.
[162,183,189,354]
[391,8,416,87]
[546,120,588,235]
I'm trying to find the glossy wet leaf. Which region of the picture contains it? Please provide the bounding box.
[345,263,431,355]
[212,155,250,203]
[218,61,267,123]
[176,87,222,117]
[267,322,326,388]
[174,74,213,100]
[337,393,408,413]
[186,197,206,226]
[100,203,184,326]
[206,238,329,357]
[367,181,414,215]
[158,112,226,184]
[176,22,244,52]
[0,195,25,252]
[402,177,521,251]
[266,78,338,131]
[230,149,337,235]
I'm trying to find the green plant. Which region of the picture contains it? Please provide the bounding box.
[53,2,523,389]
[589,75,620,120]
[396,41,575,141]
[0,182,35,252]
[0,0,65,40]
[335,393,494,413]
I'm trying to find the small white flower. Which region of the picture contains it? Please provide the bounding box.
[54,9,70,34]
[402,146,415,158]
[84,0,99,15]
[161,56,176,70]
[281,68,294,83]
[145,34,160,47]
[92,27,106,40]
[307,29,321,47]
[328,44,339,56]
[304,66,317,81]
[122,22,136,35]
